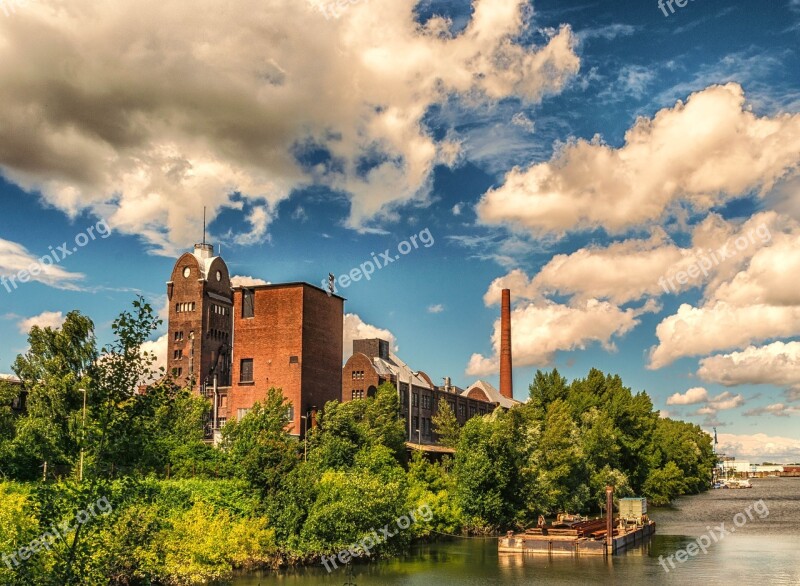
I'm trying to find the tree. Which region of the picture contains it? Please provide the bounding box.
[221,388,300,497]
[6,311,96,479]
[432,398,460,448]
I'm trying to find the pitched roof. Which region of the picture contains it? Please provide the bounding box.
[463,379,519,409]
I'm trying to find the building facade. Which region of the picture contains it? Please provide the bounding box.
[229,283,343,437]
[167,243,234,390]
[342,338,517,444]
[166,242,344,439]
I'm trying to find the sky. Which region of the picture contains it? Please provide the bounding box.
[1,0,799,462]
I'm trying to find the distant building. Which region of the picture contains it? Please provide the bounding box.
[342,335,518,445]
[167,241,344,440]
[0,373,25,414]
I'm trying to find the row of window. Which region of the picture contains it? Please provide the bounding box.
[351,370,365,380]
[176,302,196,313]
[402,391,487,419]
[352,390,366,399]
[211,303,230,316]
[209,329,229,341]
[412,416,431,436]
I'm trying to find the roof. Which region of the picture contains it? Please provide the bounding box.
[463,380,519,409]
[0,374,21,384]
[230,281,346,301]
[386,352,435,389]
[405,442,455,454]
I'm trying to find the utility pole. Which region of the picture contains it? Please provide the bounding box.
[301,415,308,462]
[79,388,87,482]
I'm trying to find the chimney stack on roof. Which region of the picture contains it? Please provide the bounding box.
[500,288,513,400]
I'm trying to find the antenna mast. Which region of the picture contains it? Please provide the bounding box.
[202,206,207,245]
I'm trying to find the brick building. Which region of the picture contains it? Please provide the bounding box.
[167,241,344,440]
[342,338,518,444]
[228,283,343,437]
[167,242,234,390]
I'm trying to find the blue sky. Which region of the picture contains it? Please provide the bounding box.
[1,0,799,461]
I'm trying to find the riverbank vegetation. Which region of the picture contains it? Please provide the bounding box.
[0,299,714,585]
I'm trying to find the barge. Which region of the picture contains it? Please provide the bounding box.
[498,487,655,556]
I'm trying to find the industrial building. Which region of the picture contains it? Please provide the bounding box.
[167,240,344,440]
[342,288,520,444]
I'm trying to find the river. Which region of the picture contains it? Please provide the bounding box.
[230,477,800,585]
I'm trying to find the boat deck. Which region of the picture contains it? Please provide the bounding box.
[498,520,655,556]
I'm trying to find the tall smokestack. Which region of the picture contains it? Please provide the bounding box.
[500,288,513,400]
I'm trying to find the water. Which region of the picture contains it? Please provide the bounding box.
[231,477,800,585]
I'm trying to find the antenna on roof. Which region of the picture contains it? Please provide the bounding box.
[202,206,207,245]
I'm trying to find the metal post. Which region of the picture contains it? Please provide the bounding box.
[301,415,308,462]
[79,388,87,482]
[606,485,614,555]
[213,374,219,432]
[406,373,412,442]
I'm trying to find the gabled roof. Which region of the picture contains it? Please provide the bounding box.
[463,380,519,409]
[0,374,21,384]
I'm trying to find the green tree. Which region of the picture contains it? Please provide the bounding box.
[431,398,460,448]
[221,388,299,498]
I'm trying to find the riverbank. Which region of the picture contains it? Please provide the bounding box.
[227,477,800,586]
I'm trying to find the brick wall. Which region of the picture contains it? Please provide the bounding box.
[229,283,343,437]
[342,353,383,401]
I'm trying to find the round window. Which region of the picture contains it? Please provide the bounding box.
[183,267,191,278]
[216,270,222,282]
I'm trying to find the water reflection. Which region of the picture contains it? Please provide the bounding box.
[229,478,800,586]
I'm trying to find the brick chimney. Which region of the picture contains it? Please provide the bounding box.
[500,288,513,400]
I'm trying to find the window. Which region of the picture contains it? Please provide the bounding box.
[286,406,294,423]
[173,349,183,360]
[470,405,477,417]
[458,404,466,418]
[413,416,419,431]
[217,417,227,428]
[422,395,430,409]
[174,331,183,341]
[289,355,299,364]
[237,408,250,421]
[423,418,429,434]
[172,367,183,377]
[242,288,255,318]
[413,392,419,407]
[240,359,254,383]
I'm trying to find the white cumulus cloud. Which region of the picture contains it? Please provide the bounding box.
[17,311,66,334]
[0,0,580,254]
[477,83,800,236]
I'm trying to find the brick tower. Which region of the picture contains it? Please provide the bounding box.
[167,242,233,391]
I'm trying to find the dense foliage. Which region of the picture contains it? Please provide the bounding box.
[0,299,715,584]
